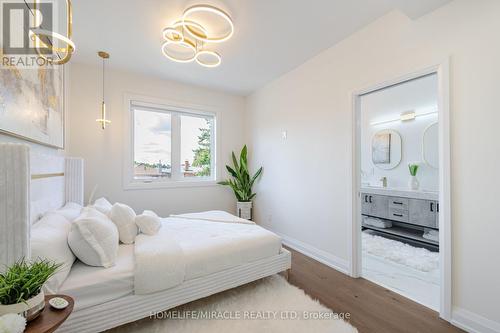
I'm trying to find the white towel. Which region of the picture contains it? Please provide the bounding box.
[423,228,439,242]
[363,216,392,229]
[0,143,30,272]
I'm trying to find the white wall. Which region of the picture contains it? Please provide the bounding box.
[360,74,439,191]
[245,0,500,329]
[67,63,245,216]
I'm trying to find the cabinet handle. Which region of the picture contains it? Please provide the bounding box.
[430,202,434,212]
[437,203,439,212]
[365,195,368,203]
[393,201,403,205]
[369,196,373,203]
[393,213,403,217]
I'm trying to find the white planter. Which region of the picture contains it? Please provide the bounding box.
[237,201,253,220]
[408,175,420,190]
[0,291,45,321]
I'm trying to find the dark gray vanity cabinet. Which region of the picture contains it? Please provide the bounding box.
[409,199,438,228]
[362,193,439,229]
[361,194,388,218]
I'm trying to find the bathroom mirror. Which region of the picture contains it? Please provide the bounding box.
[423,122,439,168]
[371,129,402,170]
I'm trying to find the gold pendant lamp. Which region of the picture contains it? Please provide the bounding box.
[96,51,111,129]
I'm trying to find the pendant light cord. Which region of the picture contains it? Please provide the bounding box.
[102,56,105,103]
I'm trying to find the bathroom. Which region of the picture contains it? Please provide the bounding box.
[359,73,440,310]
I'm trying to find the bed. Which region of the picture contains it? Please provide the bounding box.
[0,145,291,333]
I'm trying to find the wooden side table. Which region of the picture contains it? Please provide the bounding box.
[25,295,74,333]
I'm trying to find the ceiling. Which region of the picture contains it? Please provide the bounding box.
[71,0,451,96]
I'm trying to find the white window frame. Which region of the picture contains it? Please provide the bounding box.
[123,94,219,190]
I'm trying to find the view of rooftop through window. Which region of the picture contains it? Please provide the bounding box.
[133,107,213,181]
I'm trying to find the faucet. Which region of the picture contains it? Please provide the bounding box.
[380,177,387,188]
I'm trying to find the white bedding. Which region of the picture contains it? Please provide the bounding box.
[59,212,282,309]
[59,245,135,311]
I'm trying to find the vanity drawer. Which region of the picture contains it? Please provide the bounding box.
[388,208,409,222]
[389,197,409,210]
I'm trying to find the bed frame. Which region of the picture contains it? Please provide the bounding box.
[0,144,291,333]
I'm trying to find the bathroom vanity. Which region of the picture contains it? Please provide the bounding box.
[361,187,439,249]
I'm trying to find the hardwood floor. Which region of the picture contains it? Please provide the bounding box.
[285,247,463,333]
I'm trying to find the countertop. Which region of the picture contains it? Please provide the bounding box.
[360,186,439,201]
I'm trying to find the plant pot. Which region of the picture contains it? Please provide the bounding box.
[0,291,45,321]
[237,201,253,220]
[408,176,420,190]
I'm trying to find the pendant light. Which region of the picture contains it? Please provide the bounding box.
[96,51,111,129]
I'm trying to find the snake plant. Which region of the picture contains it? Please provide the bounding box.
[408,163,419,176]
[218,145,263,202]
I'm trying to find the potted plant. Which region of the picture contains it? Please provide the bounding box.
[218,145,263,220]
[408,163,420,190]
[0,259,61,321]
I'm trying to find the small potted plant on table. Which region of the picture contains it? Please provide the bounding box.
[218,145,263,220]
[0,259,60,321]
[408,163,420,190]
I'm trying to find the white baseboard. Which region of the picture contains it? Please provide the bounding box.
[275,232,349,275]
[452,307,500,333]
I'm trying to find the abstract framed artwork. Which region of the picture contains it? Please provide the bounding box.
[0,65,64,149]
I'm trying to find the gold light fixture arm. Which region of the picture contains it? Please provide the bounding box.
[32,0,75,65]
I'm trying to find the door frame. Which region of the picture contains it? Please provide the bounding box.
[349,59,451,320]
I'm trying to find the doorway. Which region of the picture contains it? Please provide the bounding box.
[350,62,451,320]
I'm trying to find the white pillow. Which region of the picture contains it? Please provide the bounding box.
[93,197,113,215]
[54,202,82,221]
[68,207,119,268]
[31,212,75,293]
[109,203,138,244]
[135,210,161,235]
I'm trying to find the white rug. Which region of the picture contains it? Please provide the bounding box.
[110,275,357,333]
[362,231,439,272]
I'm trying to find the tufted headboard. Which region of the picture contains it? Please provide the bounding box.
[0,143,84,270]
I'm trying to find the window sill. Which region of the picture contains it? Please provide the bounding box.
[123,179,219,190]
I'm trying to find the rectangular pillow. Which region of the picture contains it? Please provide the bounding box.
[31,212,76,294]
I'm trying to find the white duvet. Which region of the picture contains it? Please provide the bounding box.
[134,211,282,295]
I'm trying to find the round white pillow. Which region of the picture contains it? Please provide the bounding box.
[135,210,161,235]
[109,203,138,244]
[68,207,119,268]
[93,197,113,215]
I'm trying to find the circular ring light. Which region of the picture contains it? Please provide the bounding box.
[30,28,76,65]
[195,50,221,68]
[162,19,208,43]
[182,5,234,43]
[161,39,196,63]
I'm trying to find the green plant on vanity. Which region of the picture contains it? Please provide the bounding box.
[218,145,263,220]
[408,164,419,176]
[0,259,60,305]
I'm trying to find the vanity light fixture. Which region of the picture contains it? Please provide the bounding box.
[370,111,437,126]
[96,51,111,130]
[31,0,75,65]
[400,111,416,121]
[161,5,233,68]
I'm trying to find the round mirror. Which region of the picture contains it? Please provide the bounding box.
[423,122,439,169]
[371,129,402,170]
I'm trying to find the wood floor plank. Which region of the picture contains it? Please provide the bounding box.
[286,246,463,333]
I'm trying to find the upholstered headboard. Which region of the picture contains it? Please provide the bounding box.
[0,143,84,270]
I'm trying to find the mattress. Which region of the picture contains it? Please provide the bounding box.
[59,218,282,310]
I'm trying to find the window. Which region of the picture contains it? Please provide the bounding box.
[128,100,216,187]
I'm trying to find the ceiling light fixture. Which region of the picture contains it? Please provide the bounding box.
[161,39,197,63]
[182,5,234,43]
[31,0,75,65]
[161,4,233,68]
[195,50,221,68]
